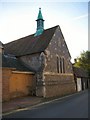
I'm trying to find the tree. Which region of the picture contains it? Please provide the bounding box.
[74,50,90,76]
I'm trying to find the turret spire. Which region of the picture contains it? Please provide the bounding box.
[35,8,44,36]
[37,8,43,20]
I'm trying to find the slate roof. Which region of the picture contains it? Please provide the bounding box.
[2,54,33,72]
[4,25,58,57]
[73,67,88,78]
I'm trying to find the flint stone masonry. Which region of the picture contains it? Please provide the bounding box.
[20,52,46,72]
[3,25,76,98]
[18,26,76,97]
[45,26,73,74]
[44,73,75,97]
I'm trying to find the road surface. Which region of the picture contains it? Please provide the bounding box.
[3,90,88,118]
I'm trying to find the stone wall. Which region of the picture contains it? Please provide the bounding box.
[19,27,73,74]
[45,26,73,74]
[20,53,47,97]
[44,73,76,97]
[18,26,76,98]
[20,53,43,72]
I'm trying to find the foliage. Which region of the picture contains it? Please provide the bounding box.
[74,50,90,76]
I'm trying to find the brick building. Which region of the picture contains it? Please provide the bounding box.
[1,8,76,101]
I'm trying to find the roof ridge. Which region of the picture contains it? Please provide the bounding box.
[44,25,59,31]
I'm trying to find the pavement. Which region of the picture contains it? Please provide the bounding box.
[2,96,43,113]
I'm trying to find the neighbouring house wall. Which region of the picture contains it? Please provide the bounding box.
[0,49,2,53]
[76,78,82,91]
[44,73,76,97]
[88,78,90,88]
[75,77,89,92]
[45,26,73,74]
[81,77,89,90]
[2,68,35,101]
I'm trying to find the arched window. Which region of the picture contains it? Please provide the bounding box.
[57,56,59,73]
[60,57,62,73]
[62,57,65,73]
[57,56,65,73]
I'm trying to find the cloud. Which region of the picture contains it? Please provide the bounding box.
[72,14,88,21]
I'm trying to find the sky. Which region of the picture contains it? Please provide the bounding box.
[0,0,89,62]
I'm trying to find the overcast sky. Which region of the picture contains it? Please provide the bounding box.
[0,1,89,62]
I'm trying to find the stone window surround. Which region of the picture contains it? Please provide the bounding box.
[56,55,65,74]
